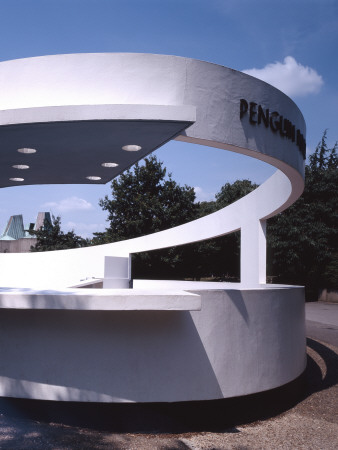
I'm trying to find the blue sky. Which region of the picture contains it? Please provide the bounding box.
[0,0,337,237]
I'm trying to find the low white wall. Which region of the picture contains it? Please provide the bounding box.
[0,287,305,403]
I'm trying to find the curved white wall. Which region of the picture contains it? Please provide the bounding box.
[0,287,305,403]
[0,55,306,405]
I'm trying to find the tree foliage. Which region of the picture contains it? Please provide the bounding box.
[94,155,197,277]
[267,131,338,298]
[30,215,89,252]
[189,179,258,281]
[93,156,197,245]
[28,131,336,298]
[216,179,258,207]
[96,155,258,280]
[96,131,337,296]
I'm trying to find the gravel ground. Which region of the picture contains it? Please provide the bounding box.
[0,337,337,449]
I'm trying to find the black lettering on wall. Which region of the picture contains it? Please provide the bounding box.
[258,105,269,127]
[270,112,279,132]
[249,102,257,124]
[240,99,248,119]
[291,124,296,143]
[240,98,306,159]
[279,116,287,137]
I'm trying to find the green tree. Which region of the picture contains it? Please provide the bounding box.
[93,155,196,244]
[96,159,260,280]
[30,215,89,252]
[94,155,197,278]
[210,179,259,280]
[268,131,338,299]
[215,179,258,207]
[144,179,258,281]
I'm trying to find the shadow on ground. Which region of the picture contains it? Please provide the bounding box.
[306,338,338,393]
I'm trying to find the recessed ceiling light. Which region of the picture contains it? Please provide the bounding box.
[101,162,119,168]
[122,144,142,152]
[9,177,24,182]
[12,164,29,169]
[86,176,101,181]
[17,148,37,154]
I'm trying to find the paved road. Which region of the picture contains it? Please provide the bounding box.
[306,301,338,346]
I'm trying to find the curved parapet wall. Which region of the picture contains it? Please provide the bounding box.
[0,287,305,403]
[0,53,305,288]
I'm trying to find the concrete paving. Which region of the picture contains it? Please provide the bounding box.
[306,302,338,346]
[306,302,338,327]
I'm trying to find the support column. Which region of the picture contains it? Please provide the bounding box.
[240,219,266,287]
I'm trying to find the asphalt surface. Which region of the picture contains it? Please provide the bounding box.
[306,302,338,346]
[0,301,337,449]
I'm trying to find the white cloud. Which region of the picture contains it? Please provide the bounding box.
[243,56,323,97]
[42,196,93,213]
[66,222,105,232]
[65,221,106,239]
[194,186,215,202]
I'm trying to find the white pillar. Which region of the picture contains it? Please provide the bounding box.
[240,219,266,287]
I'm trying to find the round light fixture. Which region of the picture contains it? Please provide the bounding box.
[101,162,119,168]
[12,164,29,169]
[86,176,101,181]
[17,148,37,154]
[9,177,24,182]
[122,144,142,152]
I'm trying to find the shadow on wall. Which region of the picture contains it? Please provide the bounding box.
[226,289,249,324]
[0,289,311,432]
[0,309,223,403]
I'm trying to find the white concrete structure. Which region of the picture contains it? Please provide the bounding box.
[0,54,306,404]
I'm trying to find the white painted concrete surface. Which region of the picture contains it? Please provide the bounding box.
[0,287,201,311]
[0,54,307,403]
[0,287,305,402]
[102,256,131,289]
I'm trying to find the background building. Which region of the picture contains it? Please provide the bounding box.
[0,212,51,253]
